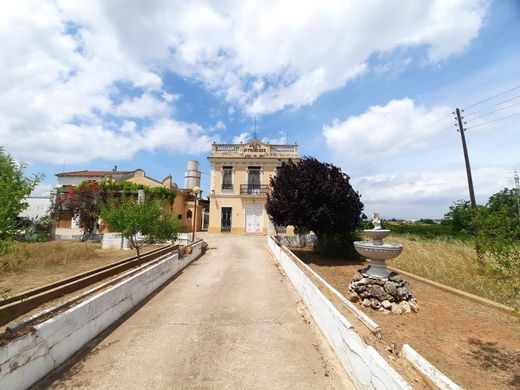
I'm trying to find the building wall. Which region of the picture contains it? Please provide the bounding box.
[207,141,299,235]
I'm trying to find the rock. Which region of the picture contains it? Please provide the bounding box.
[383,281,398,295]
[368,285,393,301]
[391,303,403,314]
[370,298,381,310]
[362,298,371,307]
[348,292,360,303]
[399,301,411,314]
[397,286,410,299]
[352,272,363,282]
[367,276,385,286]
[408,299,420,312]
[381,300,392,309]
[389,273,404,283]
[359,290,371,299]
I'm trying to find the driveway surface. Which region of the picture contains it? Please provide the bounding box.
[38,235,353,389]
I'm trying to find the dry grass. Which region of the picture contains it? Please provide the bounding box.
[0,241,154,295]
[388,234,519,309]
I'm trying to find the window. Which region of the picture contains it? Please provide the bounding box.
[187,209,193,219]
[222,166,233,190]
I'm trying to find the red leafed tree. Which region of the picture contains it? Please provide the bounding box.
[54,181,101,241]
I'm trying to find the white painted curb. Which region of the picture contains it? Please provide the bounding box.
[268,236,412,390]
[0,241,204,390]
[402,344,462,390]
[282,246,381,335]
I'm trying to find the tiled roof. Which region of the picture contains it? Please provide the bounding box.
[56,170,134,177]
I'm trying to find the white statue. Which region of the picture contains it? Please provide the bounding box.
[372,213,381,230]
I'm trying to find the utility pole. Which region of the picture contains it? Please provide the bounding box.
[514,170,520,215]
[455,108,476,207]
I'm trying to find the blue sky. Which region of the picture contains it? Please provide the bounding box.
[1,0,519,218]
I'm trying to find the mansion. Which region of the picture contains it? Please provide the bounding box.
[207,140,299,234]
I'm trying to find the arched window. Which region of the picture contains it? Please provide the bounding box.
[187,209,193,219]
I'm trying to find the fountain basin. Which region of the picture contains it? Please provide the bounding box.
[363,229,391,242]
[354,241,403,260]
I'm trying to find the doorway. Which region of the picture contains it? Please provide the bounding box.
[221,207,232,232]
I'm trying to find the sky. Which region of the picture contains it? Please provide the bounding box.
[1,0,519,219]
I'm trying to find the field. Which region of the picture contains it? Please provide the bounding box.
[387,234,519,309]
[0,241,156,296]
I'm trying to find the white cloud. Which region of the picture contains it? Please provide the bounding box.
[323,98,451,165]
[232,132,251,144]
[262,131,288,145]
[0,0,488,165]
[354,166,512,219]
[115,93,172,118]
[215,120,226,130]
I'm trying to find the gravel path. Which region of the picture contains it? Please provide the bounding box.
[38,235,353,389]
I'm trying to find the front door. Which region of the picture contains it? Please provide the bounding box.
[221,207,232,232]
[245,203,263,233]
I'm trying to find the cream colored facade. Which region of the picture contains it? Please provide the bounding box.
[208,140,299,234]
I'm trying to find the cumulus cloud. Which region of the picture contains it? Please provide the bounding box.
[354,166,512,219]
[323,98,451,165]
[0,0,488,164]
[232,132,251,144]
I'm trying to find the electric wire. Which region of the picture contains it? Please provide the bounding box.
[464,100,520,122]
[466,111,520,130]
[463,94,520,117]
[462,85,520,110]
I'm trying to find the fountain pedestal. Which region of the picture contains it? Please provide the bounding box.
[348,215,418,314]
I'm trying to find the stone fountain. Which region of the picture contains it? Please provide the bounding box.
[348,213,418,314]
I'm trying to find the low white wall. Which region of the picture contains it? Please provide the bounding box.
[0,241,204,390]
[268,236,411,390]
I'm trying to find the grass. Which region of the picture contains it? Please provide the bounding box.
[0,241,152,296]
[388,234,520,309]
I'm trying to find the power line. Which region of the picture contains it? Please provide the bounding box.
[464,100,520,122]
[462,85,520,110]
[467,111,520,130]
[464,94,520,117]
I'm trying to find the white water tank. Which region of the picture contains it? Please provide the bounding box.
[184,160,201,190]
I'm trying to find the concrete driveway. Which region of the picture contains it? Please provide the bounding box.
[38,235,353,389]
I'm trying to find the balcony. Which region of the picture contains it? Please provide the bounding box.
[240,184,269,195]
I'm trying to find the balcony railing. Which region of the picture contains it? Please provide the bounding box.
[240,184,269,195]
[221,183,233,190]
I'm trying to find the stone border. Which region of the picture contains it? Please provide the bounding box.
[402,344,462,390]
[268,236,412,389]
[388,266,515,314]
[0,241,204,390]
[281,246,381,335]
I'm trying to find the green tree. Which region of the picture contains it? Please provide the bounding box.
[101,198,180,265]
[266,157,364,253]
[443,200,478,234]
[487,187,519,216]
[0,148,43,251]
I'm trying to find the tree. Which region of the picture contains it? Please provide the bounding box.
[52,181,102,241]
[487,187,519,216]
[0,148,43,251]
[101,198,180,265]
[443,200,478,234]
[266,157,364,252]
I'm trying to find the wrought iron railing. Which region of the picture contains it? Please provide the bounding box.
[240,184,269,195]
[221,183,233,190]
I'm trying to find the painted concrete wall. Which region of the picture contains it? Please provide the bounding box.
[268,236,412,390]
[0,242,204,390]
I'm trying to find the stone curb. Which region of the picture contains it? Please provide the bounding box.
[0,242,204,390]
[402,344,462,390]
[281,246,382,335]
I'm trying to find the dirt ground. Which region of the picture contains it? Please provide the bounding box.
[0,242,158,296]
[292,248,520,390]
